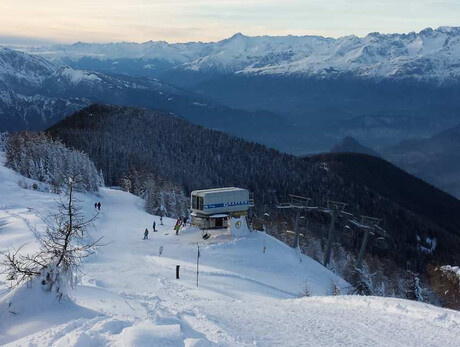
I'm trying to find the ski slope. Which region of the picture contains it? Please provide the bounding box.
[0,152,460,346]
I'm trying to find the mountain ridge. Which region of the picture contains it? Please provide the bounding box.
[383,124,460,198]
[0,47,289,146]
[23,26,460,82]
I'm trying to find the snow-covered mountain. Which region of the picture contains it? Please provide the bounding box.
[0,46,220,132]
[1,151,460,346]
[0,47,286,136]
[0,47,119,92]
[0,47,55,87]
[0,47,88,130]
[5,28,460,153]
[26,27,460,82]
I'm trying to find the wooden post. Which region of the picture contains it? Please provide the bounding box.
[196,244,200,287]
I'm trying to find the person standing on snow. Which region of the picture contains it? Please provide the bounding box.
[97,202,101,211]
[153,221,157,232]
[175,220,181,235]
[144,228,149,240]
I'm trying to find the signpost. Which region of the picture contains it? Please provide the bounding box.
[196,244,200,287]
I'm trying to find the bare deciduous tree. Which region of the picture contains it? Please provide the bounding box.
[1,176,101,297]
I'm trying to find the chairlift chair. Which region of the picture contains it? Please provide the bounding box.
[202,230,210,240]
[374,236,389,250]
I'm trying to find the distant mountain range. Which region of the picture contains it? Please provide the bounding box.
[0,47,289,147]
[383,124,460,199]
[0,47,88,130]
[27,27,460,82]
[330,127,460,199]
[2,27,460,154]
[21,27,460,152]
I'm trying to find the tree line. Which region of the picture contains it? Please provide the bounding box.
[5,131,102,192]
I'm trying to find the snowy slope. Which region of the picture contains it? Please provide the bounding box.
[26,27,460,82]
[0,47,103,89]
[0,47,55,87]
[1,152,460,346]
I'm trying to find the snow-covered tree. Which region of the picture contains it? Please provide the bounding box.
[0,131,8,152]
[6,131,102,192]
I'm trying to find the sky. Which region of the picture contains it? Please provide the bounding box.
[1,0,459,45]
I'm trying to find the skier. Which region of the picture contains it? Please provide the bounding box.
[153,221,157,232]
[160,215,163,225]
[97,202,101,211]
[94,202,97,209]
[143,228,149,240]
[175,224,180,235]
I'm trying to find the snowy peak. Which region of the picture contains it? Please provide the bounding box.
[53,66,102,85]
[0,47,105,88]
[0,47,55,86]
[22,26,460,82]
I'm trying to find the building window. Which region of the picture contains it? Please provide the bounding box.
[192,195,198,209]
[198,197,204,210]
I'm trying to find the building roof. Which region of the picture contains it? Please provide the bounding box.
[191,187,247,195]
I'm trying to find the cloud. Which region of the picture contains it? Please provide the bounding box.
[0,0,459,44]
[0,35,59,47]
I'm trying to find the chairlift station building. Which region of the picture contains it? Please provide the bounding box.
[190,187,251,229]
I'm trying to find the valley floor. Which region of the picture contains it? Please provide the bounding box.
[0,153,459,346]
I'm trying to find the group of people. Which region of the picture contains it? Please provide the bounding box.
[94,202,102,211]
[143,216,188,240]
[143,218,160,240]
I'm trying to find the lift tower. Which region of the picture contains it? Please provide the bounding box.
[276,194,313,249]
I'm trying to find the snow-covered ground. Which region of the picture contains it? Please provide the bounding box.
[1,152,460,346]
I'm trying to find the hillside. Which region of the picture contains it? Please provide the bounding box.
[48,105,460,270]
[383,124,460,199]
[309,153,460,264]
[1,151,460,346]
